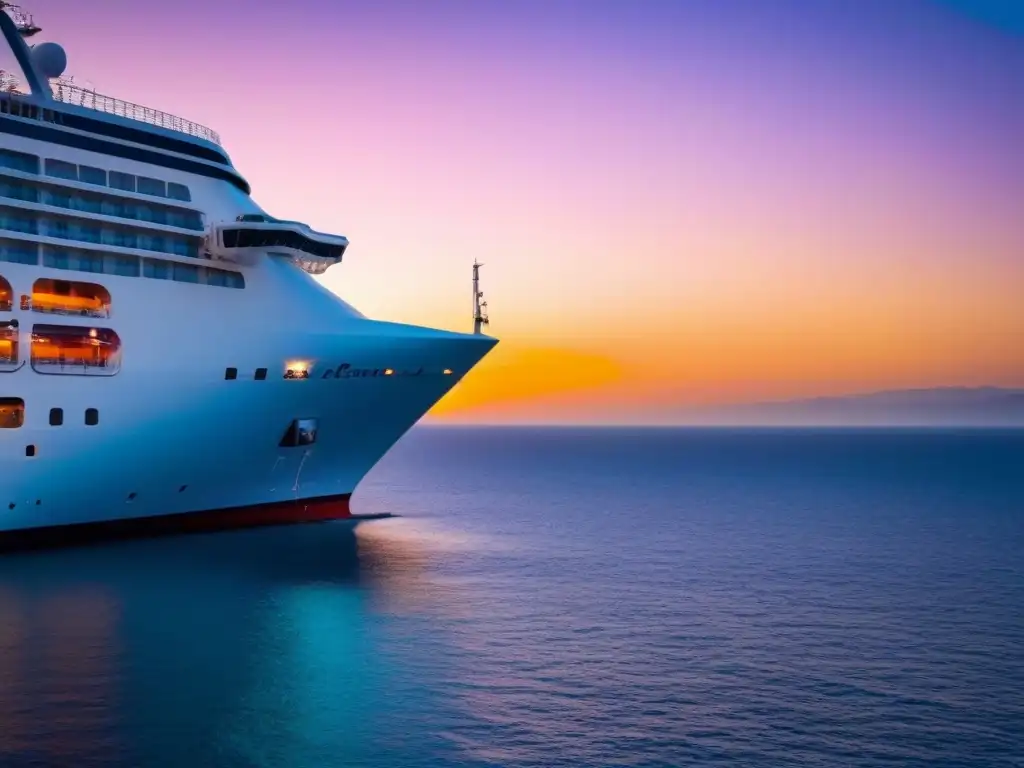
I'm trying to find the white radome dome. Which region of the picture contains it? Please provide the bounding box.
[31,41,68,79]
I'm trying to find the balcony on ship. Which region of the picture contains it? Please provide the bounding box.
[206,215,348,275]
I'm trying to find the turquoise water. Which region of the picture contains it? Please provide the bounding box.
[0,428,1021,767]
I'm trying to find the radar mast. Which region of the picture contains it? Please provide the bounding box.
[472,260,490,335]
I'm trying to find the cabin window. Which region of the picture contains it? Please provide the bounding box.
[74,193,103,215]
[45,159,79,181]
[0,240,37,265]
[279,418,318,447]
[143,259,171,280]
[44,219,69,239]
[167,182,191,202]
[85,408,99,426]
[167,209,203,230]
[49,407,63,426]
[31,324,122,376]
[0,210,38,235]
[25,444,35,456]
[172,263,199,283]
[70,221,103,244]
[137,177,166,197]
[255,367,267,380]
[0,320,18,369]
[203,267,245,289]
[41,188,72,208]
[78,166,107,186]
[0,179,39,203]
[32,278,111,318]
[0,149,39,174]
[225,367,237,380]
[106,254,140,277]
[0,275,11,311]
[105,229,138,249]
[109,171,135,192]
[168,238,199,258]
[0,398,23,428]
[42,247,69,270]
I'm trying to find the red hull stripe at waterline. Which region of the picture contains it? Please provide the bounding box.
[0,493,391,551]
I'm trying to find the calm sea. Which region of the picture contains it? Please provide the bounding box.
[0,428,1022,767]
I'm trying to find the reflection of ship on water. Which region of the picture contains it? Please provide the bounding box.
[0,520,477,763]
[355,519,485,619]
[0,585,122,764]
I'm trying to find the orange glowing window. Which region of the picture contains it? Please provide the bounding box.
[0,275,11,312]
[31,278,111,319]
[31,324,121,376]
[0,397,23,428]
[0,320,17,370]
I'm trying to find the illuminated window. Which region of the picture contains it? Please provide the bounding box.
[32,278,111,318]
[0,275,11,311]
[0,320,18,370]
[0,397,23,428]
[31,324,121,376]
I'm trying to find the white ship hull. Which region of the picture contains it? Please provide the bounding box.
[1,246,495,543]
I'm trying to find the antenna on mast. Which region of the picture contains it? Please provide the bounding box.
[472,260,490,335]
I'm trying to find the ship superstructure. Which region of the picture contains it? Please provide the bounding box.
[0,6,496,545]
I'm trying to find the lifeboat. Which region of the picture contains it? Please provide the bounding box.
[205,214,348,274]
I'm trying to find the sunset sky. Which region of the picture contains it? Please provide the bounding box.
[30,0,1024,423]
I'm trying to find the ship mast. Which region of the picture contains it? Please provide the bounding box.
[472,260,489,335]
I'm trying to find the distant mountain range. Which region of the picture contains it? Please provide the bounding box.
[677,387,1024,427]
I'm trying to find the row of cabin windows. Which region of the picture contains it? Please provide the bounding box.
[0,149,192,202]
[0,177,204,230]
[0,399,98,428]
[0,246,244,289]
[0,323,122,376]
[0,208,201,258]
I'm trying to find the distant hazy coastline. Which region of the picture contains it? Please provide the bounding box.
[617,387,1024,427]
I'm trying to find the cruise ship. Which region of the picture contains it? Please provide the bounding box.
[0,4,497,546]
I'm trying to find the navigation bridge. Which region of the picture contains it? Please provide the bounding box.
[206,215,349,275]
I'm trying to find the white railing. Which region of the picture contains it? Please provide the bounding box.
[50,81,222,145]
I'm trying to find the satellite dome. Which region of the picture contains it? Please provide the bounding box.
[31,42,67,79]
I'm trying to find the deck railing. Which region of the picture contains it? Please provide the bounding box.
[50,81,222,146]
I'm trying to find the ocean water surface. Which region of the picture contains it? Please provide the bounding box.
[0,427,1021,767]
